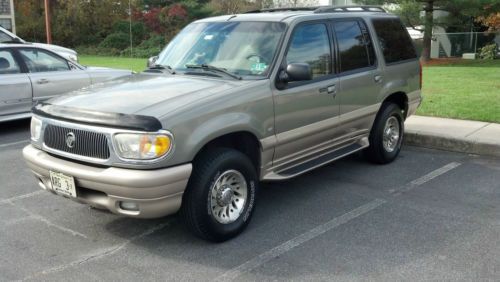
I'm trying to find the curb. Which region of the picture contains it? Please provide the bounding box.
[404,130,500,158]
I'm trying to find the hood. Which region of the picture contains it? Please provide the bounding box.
[31,43,77,55]
[47,73,252,118]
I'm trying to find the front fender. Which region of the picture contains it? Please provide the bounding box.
[184,112,266,161]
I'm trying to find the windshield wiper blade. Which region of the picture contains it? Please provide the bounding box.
[148,64,176,74]
[185,64,242,80]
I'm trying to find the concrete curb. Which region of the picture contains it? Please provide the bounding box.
[404,131,500,158]
[404,116,500,158]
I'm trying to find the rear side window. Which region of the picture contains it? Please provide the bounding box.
[333,20,375,72]
[372,18,417,64]
[286,23,332,79]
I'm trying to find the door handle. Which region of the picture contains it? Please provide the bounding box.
[319,84,337,97]
[374,75,383,83]
[37,79,49,85]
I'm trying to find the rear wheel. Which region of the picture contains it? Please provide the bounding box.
[365,103,404,164]
[181,148,258,242]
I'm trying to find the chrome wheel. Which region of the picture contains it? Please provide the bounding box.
[210,170,248,224]
[383,116,400,153]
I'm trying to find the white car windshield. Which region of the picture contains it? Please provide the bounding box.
[155,21,286,78]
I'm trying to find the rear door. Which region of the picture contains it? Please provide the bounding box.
[0,48,32,117]
[17,48,91,103]
[332,19,381,139]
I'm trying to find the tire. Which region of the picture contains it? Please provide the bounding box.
[181,148,258,242]
[365,103,404,164]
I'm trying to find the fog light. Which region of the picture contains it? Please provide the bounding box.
[119,201,139,211]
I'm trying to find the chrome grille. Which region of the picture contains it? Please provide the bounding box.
[44,124,110,160]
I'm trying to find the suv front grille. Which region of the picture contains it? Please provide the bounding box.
[44,124,110,160]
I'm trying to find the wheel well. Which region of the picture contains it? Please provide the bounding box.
[195,132,261,173]
[383,92,409,119]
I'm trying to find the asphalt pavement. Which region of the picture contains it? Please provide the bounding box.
[1,119,499,281]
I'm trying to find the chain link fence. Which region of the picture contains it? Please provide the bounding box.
[430,31,500,58]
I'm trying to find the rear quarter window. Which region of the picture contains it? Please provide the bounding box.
[372,18,417,64]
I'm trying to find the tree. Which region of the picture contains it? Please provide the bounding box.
[477,12,500,31]
[355,0,500,61]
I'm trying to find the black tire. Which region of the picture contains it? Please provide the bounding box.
[180,148,258,242]
[365,103,404,164]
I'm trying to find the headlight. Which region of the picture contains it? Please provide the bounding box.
[30,116,43,141]
[114,133,173,160]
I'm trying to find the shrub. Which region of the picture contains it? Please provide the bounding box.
[478,43,498,59]
[121,34,168,58]
[112,20,148,45]
[99,32,130,50]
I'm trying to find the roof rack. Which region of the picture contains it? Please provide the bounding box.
[245,7,318,14]
[245,5,386,14]
[314,5,386,13]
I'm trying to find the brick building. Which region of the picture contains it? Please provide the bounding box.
[0,0,15,33]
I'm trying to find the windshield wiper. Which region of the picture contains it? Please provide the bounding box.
[148,64,176,74]
[185,64,242,80]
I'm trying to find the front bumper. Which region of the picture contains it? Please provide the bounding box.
[23,145,192,218]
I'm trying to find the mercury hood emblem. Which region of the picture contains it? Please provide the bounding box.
[66,132,76,148]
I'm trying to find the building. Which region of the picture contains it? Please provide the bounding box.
[0,0,15,33]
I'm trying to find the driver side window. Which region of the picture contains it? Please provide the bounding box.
[19,49,70,73]
[286,23,332,79]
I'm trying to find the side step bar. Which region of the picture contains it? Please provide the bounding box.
[265,140,368,181]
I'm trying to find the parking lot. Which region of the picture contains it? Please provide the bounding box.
[1,119,499,281]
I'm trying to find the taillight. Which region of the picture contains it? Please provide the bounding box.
[419,61,423,89]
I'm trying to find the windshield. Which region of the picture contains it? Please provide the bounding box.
[155,21,286,79]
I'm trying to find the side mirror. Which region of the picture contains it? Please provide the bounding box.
[280,63,312,82]
[147,56,158,68]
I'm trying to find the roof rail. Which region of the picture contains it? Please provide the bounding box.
[245,7,318,14]
[314,5,386,13]
[245,5,386,14]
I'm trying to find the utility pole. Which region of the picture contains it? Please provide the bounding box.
[44,0,52,44]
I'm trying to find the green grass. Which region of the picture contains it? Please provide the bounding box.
[418,60,500,123]
[79,55,500,123]
[79,55,147,72]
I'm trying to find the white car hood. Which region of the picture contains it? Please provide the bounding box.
[31,42,77,56]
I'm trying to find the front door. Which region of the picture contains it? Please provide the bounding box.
[0,49,32,117]
[17,48,91,104]
[272,22,340,168]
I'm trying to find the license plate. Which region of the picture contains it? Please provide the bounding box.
[49,171,77,198]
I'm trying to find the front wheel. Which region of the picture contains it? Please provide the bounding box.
[365,103,404,164]
[181,148,258,242]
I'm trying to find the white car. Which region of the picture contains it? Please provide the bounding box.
[0,26,78,62]
[0,44,133,122]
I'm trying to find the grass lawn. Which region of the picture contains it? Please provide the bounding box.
[419,59,500,123]
[79,55,147,72]
[79,55,500,123]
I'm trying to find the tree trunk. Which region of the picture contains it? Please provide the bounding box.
[421,0,434,62]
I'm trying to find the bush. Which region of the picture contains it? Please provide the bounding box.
[121,34,168,58]
[76,46,122,56]
[478,43,498,59]
[99,32,130,50]
[112,20,148,45]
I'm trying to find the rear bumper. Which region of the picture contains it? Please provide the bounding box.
[23,145,192,218]
[407,96,423,117]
